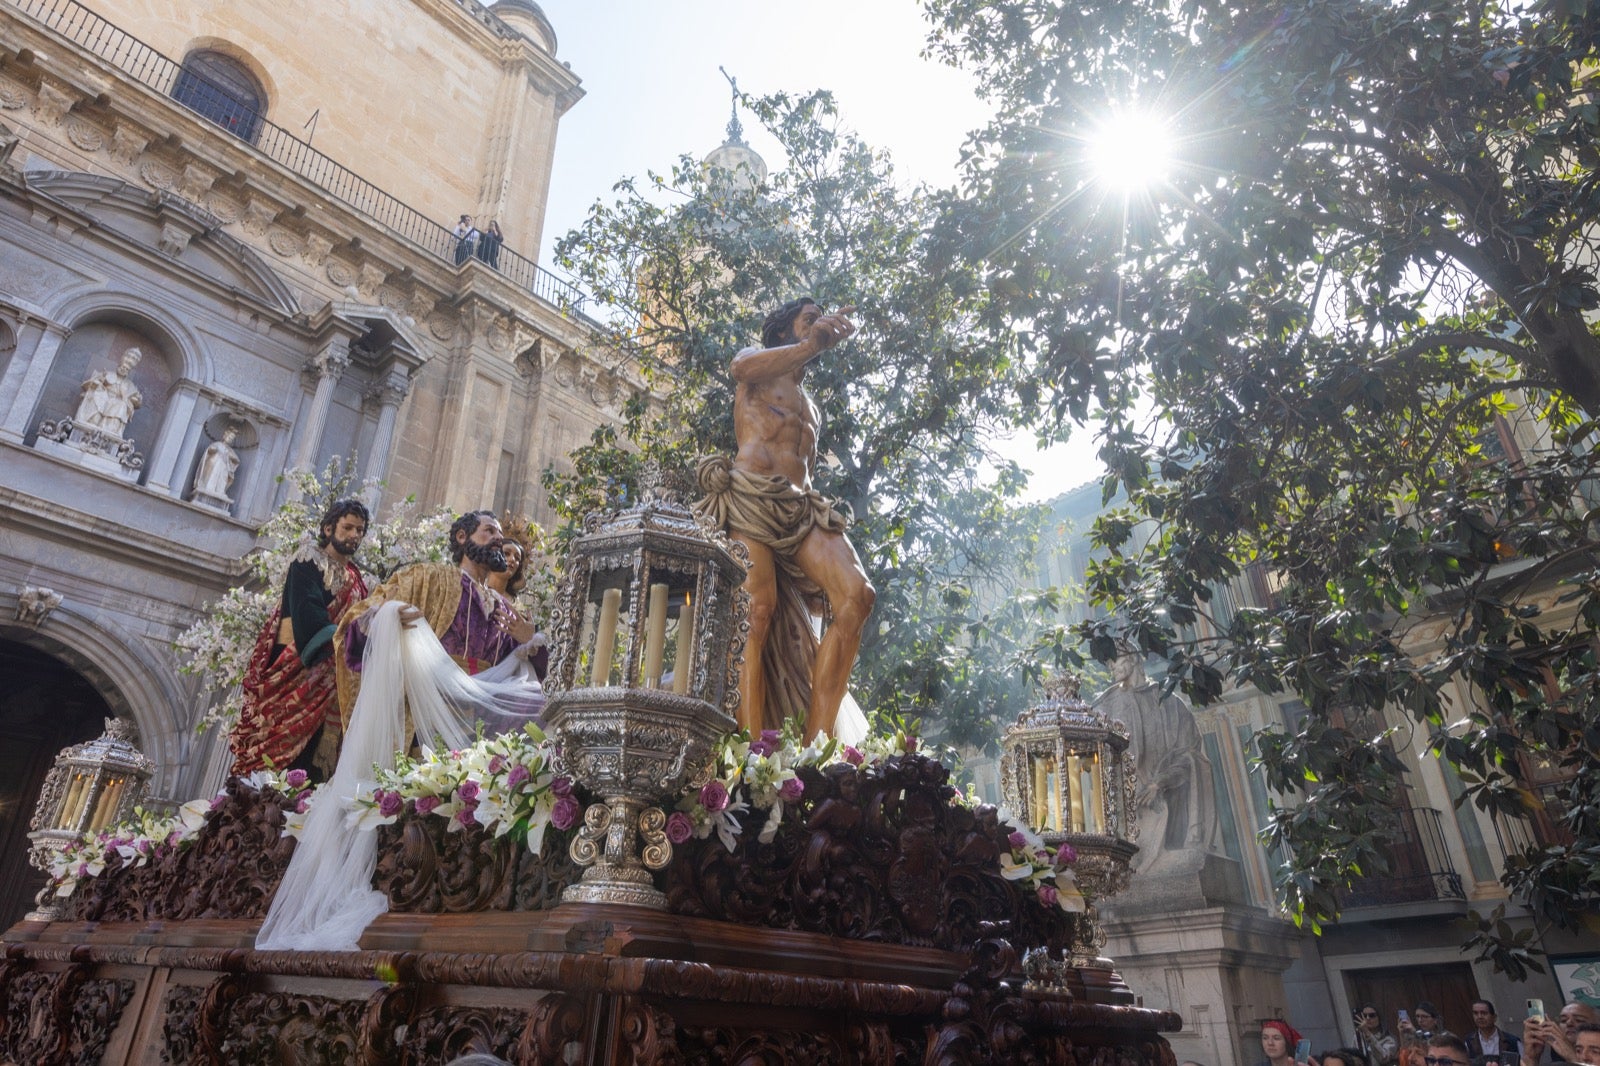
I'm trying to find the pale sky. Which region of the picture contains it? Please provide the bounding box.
[535,0,1104,503]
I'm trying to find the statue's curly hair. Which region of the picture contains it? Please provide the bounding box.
[761,297,817,349]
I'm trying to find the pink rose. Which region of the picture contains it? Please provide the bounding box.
[903,735,918,753]
[210,793,228,810]
[166,831,183,846]
[295,796,310,814]
[665,811,694,844]
[488,755,505,774]
[414,795,441,816]
[550,776,574,798]
[749,738,776,758]
[551,796,581,831]
[698,780,730,813]
[1008,830,1027,849]
[1054,843,1077,865]
[843,745,864,766]
[456,806,478,827]
[778,777,804,802]
[457,779,481,802]
[1037,884,1059,908]
[505,764,530,790]
[377,790,403,818]
[284,769,308,788]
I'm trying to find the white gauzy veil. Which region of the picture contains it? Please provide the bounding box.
[255,600,545,951]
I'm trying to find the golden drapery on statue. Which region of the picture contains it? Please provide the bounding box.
[694,455,850,732]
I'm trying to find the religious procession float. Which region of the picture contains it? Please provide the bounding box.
[3,481,1178,1065]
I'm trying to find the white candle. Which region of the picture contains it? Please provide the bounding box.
[643,583,669,686]
[590,587,622,686]
[671,593,695,695]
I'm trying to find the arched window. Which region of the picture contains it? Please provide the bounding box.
[171,50,265,143]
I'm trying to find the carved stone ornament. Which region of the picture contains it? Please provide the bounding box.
[242,197,278,236]
[64,115,104,152]
[357,262,387,297]
[16,585,63,626]
[427,311,457,342]
[108,121,148,165]
[157,221,191,257]
[32,81,75,127]
[177,163,217,204]
[138,160,176,190]
[325,258,356,287]
[301,231,334,266]
[377,284,405,310]
[0,77,26,109]
[267,227,302,257]
[204,193,242,224]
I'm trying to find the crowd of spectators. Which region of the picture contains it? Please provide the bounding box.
[1237,999,1600,1066]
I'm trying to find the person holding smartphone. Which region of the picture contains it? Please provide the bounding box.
[1262,1020,1313,1066]
[1356,1004,1400,1066]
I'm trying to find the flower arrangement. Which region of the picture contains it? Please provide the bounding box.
[51,722,1084,918]
[346,724,569,857]
[44,768,309,899]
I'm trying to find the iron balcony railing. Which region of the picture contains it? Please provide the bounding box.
[1493,779,1577,857]
[1339,806,1466,908]
[5,0,588,315]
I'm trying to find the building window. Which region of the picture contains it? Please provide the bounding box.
[171,50,264,142]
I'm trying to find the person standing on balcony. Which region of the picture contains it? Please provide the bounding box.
[477,219,503,270]
[453,214,479,265]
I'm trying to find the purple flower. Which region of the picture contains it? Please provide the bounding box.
[903,735,918,753]
[284,769,308,788]
[1037,884,1059,908]
[843,745,865,766]
[457,779,481,802]
[166,831,182,847]
[488,755,505,774]
[377,790,404,818]
[550,776,574,798]
[665,811,694,844]
[1054,843,1077,866]
[136,839,152,854]
[210,793,228,810]
[505,764,530,790]
[698,780,730,813]
[778,777,804,802]
[1008,830,1028,849]
[551,796,581,831]
[76,862,89,878]
[456,806,478,828]
[414,795,441,816]
[295,796,310,814]
[749,738,776,758]
[760,729,782,744]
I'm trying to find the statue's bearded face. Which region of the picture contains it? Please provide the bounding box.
[325,515,367,557]
[459,518,509,572]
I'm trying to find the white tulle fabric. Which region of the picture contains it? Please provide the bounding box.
[255,601,545,951]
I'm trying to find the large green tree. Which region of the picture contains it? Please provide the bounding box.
[924,0,1600,963]
[549,92,1074,750]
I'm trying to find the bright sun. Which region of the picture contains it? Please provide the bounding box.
[1086,111,1173,190]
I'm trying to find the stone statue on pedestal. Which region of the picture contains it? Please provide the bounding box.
[191,424,241,507]
[74,347,144,437]
[1093,649,1218,873]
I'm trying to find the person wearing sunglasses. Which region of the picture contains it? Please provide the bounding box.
[1356,1005,1400,1066]
[1423,1035,1473,1066]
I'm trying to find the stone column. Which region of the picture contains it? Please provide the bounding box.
[0,320,70,443]
[289,340,351,478]
[360,371,412,511]
[143,383,200,494]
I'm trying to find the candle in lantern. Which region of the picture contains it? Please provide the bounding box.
[60,771,88,829]
[671,592,694,694]
[590,587,622,686]
[1081,753,1099,834]
[87,781,115,831]
[643,582,669,686]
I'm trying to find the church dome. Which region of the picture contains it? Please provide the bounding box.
[702,139,768,190]
[490,0,557,53]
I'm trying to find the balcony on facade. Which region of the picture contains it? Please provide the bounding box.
[1336,806,1467,913]
[3,0,589,315]
[1492,779,1578,858]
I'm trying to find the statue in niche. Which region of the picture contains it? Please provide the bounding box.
[193,424,242,503]
[74,347,144,438]
[1093,647,1219,872]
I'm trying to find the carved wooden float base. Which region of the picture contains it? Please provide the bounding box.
[3,903,1179,1065]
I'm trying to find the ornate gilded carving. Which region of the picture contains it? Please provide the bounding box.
[664,755,1079,956]
[0,963,133,1066]
[401,1004,528,1063]
[72,777,297,922]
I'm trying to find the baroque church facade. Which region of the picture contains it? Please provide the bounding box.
[0,0,636,924]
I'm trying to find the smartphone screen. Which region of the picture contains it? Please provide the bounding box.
[1296,1038,1312,1061]
[1399,1010,1410,1023]
[1528,998,1546,1021]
